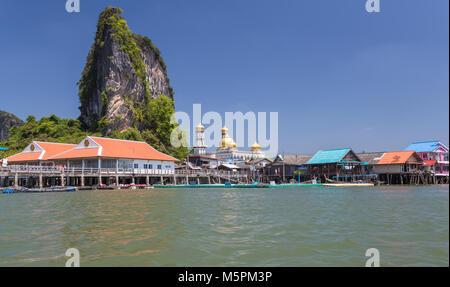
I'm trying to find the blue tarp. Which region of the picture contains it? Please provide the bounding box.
[0,147,7,151]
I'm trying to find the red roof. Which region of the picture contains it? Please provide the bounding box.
[49,137,177,162]
[377,151,423,165]
[423,160,437,166]
[7,142,76,163]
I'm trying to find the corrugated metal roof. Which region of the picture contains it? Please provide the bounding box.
[357,152,385,165]
[403,141,448,152]
[307,148,351,164]
[272,154,312,166]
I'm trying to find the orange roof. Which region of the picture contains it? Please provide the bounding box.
[7,142,76,163]
[7,152,42,162]
[49,137,178,162]
[49,148,100,160]
[423,160,437,166]
[37,142,78,160]
[376,151,423,165]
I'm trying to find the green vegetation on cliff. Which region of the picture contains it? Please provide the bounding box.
[0,115,96,158]
[77,7,174,130]
[0,100,189,160]
[0,110,24,142]
[108,95,190,160]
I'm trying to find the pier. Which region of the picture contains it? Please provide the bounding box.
[0,165,249,189]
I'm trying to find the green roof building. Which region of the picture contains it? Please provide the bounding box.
[307,148,362,182]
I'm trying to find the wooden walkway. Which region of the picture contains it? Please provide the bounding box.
[0,166,248,188]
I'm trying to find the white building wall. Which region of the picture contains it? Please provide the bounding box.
[132,159,174,170]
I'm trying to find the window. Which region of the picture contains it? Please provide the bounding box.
[149,164,153,169]
[444,165,449,172]
[422,153,428,160]
[134,164,139,169]
[157,165,162,170]
[444,153,449,161]
[402,165,410,172]
[144,164,148,169]
[118,159,133,169]
[85,160,99,168]
[101,159,116,169]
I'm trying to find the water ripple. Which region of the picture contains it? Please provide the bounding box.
[0,186,448,266]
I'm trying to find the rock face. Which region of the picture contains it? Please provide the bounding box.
[78,7,174,134]
[0,110,24,142]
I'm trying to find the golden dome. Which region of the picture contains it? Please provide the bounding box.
[251,142,261,151]
[220,135,236,149]
[195,123,205,132]
[221,126,229,134]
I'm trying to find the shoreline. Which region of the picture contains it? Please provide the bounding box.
[2,183,449,194]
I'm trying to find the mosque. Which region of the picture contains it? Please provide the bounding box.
[192,123,265,161]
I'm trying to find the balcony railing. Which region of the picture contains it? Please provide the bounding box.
[1,166,246,177]
[3,166,175,176]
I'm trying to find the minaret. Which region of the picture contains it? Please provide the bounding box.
[193,123,207,155]
[251,142,264,159]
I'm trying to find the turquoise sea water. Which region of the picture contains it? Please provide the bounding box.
[0,185,448,267]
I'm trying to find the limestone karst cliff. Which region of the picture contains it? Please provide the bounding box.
[78,7,174,134]
[0,110,24,142]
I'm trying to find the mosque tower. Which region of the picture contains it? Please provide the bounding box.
[193,123,207,155]
[251,142,264,158]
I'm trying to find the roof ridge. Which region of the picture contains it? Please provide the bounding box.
[90,136,178,162]
[411,140,440,144]
[34,141,77,146]
[319,148,351,151]
[143,142,178,161]
[89,136,147,144]
[47,146,90,159]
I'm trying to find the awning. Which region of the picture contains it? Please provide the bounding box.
[220,163,240,169]
[423,160,437,166]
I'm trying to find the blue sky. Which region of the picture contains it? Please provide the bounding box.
[0,0,448,154]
